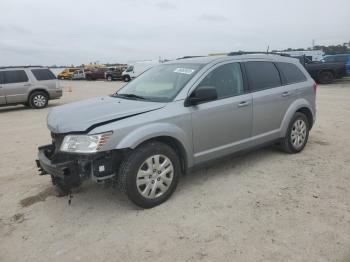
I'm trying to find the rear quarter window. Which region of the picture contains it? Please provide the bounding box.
[2,70,29,84]
[245,61,281,92]
[31,69,56,81]
[276,62,307,85]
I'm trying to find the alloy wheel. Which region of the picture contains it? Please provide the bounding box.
[33,95,47,108]
[291,119,307,149]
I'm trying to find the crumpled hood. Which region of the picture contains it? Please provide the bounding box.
[47,96,166,133]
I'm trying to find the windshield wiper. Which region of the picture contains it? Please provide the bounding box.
[113,93,146,100]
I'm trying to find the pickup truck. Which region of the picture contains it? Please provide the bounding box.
[296,56,346,84]
[105,66,126,81]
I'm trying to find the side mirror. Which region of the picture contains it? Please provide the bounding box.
[185,85,218,107]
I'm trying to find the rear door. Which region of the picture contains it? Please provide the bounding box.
[0,71,6,104]
[1,70,31,104]
[244,61,295,141]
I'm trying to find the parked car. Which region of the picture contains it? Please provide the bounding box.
[296,55,346,84]
[85,68,107,80]
[322,54,350,77]
[71,70,85,80]
[121,60,160,82]
[36,55,315,208]
[57,68,80,80]
[0,66,62,109]
[105,66,127,81]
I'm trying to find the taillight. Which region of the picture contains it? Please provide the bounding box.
[313,82,317,93]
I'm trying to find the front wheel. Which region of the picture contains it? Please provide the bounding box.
[281,112,309,153]
[122,75,131,82]
[118,141,181,208]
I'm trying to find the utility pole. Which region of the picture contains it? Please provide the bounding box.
[312,39,315,49]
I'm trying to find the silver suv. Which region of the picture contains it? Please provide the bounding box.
[0,66,62,109]
[36,55,316,208]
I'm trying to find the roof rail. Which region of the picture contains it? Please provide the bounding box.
[0,65,45,69]
[227,51,291,57]
[177,56,205,60]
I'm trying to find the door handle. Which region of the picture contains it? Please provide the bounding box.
[281,91,290,97]
[24,83,31,87]
[238,101,250,107]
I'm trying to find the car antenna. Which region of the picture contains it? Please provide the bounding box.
[266,45,270,54]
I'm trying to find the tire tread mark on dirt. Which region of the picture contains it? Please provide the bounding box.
[19,187,55,208]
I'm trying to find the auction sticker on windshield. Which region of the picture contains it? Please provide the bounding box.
[174,68,195,74]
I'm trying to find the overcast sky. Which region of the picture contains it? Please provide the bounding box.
[1,0,349,66]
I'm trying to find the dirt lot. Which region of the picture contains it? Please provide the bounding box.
[1,79,350,262]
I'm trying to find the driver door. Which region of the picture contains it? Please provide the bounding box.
[189,62,253,164]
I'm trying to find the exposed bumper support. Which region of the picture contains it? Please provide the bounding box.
[36,144,122,190]
[36,145,74,177]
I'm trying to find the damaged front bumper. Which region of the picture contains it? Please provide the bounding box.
[36,144,122,189]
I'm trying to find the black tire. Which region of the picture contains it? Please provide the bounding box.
[123,75,131,82]
[118,141,181,208]
[319,71,334,84]
[29,91,49,109]
[281,112,310,154]
[106,75,113,81]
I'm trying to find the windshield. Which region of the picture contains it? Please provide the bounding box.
[115,63,203,102]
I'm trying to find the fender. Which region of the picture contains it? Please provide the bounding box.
[27,86,51,99]
[280,98,315,137]
[115,122,194,167]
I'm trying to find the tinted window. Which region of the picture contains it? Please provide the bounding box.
[276,62,306,84]
[197,63,244,99]
[31,69,56,80]
[2,70,29,84]
[245,61,281,91]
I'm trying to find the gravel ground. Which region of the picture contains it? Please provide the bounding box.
[0,79,350,262]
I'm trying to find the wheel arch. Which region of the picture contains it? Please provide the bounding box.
[281,99,315,137]
[136,136,189,174]
[296,107,313,129]
[27,88,50,101]
[318,69,335,77]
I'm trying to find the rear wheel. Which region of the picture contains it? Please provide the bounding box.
[281,112,309,153]
[29,91,48,109]
[118,141,180,208]
[319,71,334,84]
[107,75,113,81]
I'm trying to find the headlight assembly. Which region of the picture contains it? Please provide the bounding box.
[60,132,112,153]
